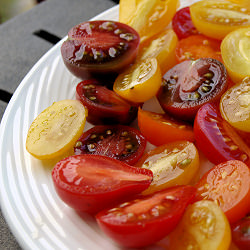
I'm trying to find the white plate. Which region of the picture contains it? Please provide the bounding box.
[0,1,204,250]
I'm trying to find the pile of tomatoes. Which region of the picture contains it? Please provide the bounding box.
[26,0,250,249]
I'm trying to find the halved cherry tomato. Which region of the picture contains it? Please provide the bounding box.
[221,27,250,83]
[113,57,162,103]
[175,34,222,63]
[190,0,250,40]
[52,154,153,214]
[74,125,147,165]
[137,108,195,146]
[76,80,138,125]
[157,58,228,121]
[172,6,198,39]
[169,200,232,250]
[96,185,196,248]
[194,103,250,166]
[220,77,250,132]
[196,160,250,223]
[26,100,87,160]
[136,141,199,195]
[61,20,140,81]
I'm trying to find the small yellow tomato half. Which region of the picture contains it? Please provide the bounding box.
[26,100,87,160]
[113,57,162,103]
[169,200,232,250]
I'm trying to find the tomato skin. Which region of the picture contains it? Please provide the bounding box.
[96,185,196,248]
[52,155,153,214]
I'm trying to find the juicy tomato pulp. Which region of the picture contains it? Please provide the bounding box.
[76,80,138,125]
[61,20,140,81]
[96,185,196,248]
[52,155,153,214]
[74,125,147,165]
[157,58,228,121]
[194,103,250,166]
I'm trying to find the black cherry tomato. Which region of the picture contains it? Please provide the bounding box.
[76,80,138,125]
[61,20,140,82]
[74,125,147,165]
[52,154,153,214]
[157,58,228,121]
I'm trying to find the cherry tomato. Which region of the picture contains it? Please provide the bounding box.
[61,20,140,81]
[169,200,232,250]
[113,57,162,103]
[196,160,250,223]
[52,154,153,214]
[175,34,222,63]
[137,108,195,146]
[172,6,198,39]
[136,141,199,195]
[231,216,250,250]
[26,100,87,160]
[76,80,138,125]
[221,27,250,83]
[157,58,228,121]
[220,77,250,132]
[74,125,147,165]
[96,185,196,248]
[190,0,250,40]
[194,103,250,166]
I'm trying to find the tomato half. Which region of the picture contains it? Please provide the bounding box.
[190,0,250,40]
[74,125,147,165]
[76,80,138,125]
[96,185,196,248]
[194,103,250,166]
[196,160,250,223]
[61,20,140,81]
[157,58,228,121]
[137,108,195,146]
[52,154,153,214]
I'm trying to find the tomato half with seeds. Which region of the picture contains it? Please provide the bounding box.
[194,103,250,166]
[61,20,140,81]
[157,58,228,121]
[52,154,153,214]
[96,185,196,248]
[74,125,146,165]
[195,160,250,223]
[137,108,195,146]
[76,80,138,125]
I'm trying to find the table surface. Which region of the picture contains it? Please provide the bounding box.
[0,0,117,248]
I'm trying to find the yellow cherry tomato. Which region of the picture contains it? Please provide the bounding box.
[220,77,250,132]
[113,57,161,103]
[169,200,232,250]
[26,100,87,160]
[221,27,250,83]
[190,0,250,40]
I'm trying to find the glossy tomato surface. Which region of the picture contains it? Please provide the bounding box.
[96,185,196,248]
[74,125,147,165]
[52,155,153,214]
[76,80,138,125]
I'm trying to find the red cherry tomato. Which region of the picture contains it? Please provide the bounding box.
[96,185,196,248]
[157,58,228,121]
[76,80,138,125]
[172,7,198,39]
[194,103,250,166]
[74,125,147,165]
[61,20,140,82]
[52,155,153,214]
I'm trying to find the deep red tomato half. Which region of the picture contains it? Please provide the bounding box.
[74,125,147,165]
[76,80,138,125]
[194,103,250,166]
[52,155,153,214]
[157,58,228,121]
[96,185,196,248]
